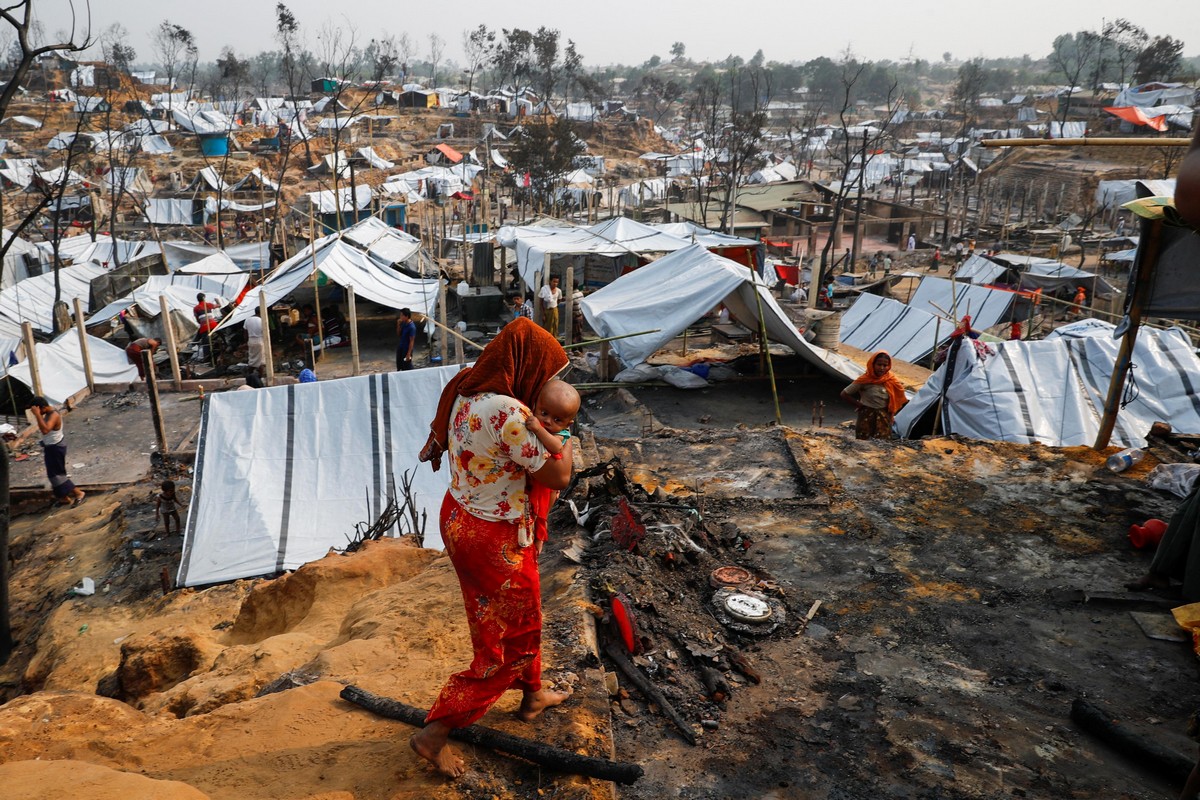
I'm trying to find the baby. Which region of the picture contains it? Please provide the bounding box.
[524,379,581,547]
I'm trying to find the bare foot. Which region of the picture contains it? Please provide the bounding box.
[1125,573,1171,592]
[517,687,573,722]
[409,729,465,779]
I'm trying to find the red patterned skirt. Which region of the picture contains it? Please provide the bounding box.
[425,492,543,729]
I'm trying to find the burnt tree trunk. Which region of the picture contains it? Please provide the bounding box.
[0,438,12,663]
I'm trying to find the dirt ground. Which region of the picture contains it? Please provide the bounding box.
[1,364,1197,799]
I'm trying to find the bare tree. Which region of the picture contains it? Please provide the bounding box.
[462,25,495,94]
[1049,30,1100,127]
[811,59,901,301]
[151,20,197,116]
[427,33,444,86]
[396,32,414,83]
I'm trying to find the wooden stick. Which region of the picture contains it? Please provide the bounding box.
[258,292,274,387]
[1070,697,1193,785]
[438,279,449,363]
[71,298,94,392]
[20,322,41,398]
[563,265,575,345]
[347,285,360,376]
[159,294,182,390]
[338,685,644,784]
[981,137,1191,148]
[142,350,168,454]
[603,640,697,745]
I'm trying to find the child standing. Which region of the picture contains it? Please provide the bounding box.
[156,480,182,536]
[523,380,581,550]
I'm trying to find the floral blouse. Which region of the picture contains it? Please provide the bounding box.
[447,392,550,522]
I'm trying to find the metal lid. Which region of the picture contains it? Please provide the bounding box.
[722,592,772,623]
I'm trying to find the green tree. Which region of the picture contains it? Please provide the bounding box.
[507,116,587,207]
[670,41,686,62]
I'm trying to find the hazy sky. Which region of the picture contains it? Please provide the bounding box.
[39,0,1200,69]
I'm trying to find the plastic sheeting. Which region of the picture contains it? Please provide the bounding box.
[218,236,440,330]
[0,262,108,332]
[579,244,860,382]
[839,294,949,364]
[908,276,1015,331]
[501,217,693,287]
[7,332,137,403]
[177,367,464,587]
[894,327,1200,448]
[161,241,270,271]
[953,254,1007,285]
[308,184,373,213]
[145,198,194,225]
[341,217,421,266]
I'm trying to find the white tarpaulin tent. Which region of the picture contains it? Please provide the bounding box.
[177,367,463,587]
[894,326,1200,447]
[839,294,950,364]
[176,252,245,275]
[499,216,693,287]
[579,244,860,381]
[908,276,1015,332]
[217,233,440,330]
[2,228,40,288]
[7,331,137,402]
[341,216,422,267]
[0,261,108,332]
[161,241,270,271]
[145,198,194,225]
[953,254,1007,285]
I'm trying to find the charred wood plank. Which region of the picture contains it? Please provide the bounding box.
[339,684,644,784]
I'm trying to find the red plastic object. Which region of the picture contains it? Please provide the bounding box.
[610,497,646,552]
[610,593,639,654]
[1129,519,1168,549]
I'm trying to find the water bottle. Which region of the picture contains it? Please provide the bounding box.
[1106,448,1146,473]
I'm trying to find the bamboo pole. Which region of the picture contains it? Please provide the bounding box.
[259,292,274,387]
[1094,218,1164,450]
[158,295,182,389]
[438,279,449,363]
[71,298,94,392]
[20,322,41,398]
[309,214,323,362]
[750,270,782,426]
[347,285,360,376]
[563,266,575,346]
[143,349,168,454]
[982,138,1191,148]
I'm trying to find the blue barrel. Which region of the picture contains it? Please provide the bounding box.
[199,134,229,157]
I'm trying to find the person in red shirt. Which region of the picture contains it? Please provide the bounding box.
[193,292,221,335]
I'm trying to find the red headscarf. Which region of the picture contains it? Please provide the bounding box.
[420,318,567,470]
[851,351,907,415]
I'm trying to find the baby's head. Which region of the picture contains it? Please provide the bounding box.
[534,379,580,432]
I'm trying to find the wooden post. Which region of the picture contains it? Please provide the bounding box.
[438,279,449,363]
[454,330,465,365]
[1094,218,1163,449]
[259,291,274,387]
[599,341,611,382]
[347,285,360,376]
[499,245,507,294]
[309,214,323,362]
[159,294,182,389]
[563,266,575,345]
[71,298,94,392]
[142,349,168,454]
[20,322,41,398]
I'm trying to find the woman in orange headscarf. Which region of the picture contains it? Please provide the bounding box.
[411,318,575,778]
[840,351,907,440]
